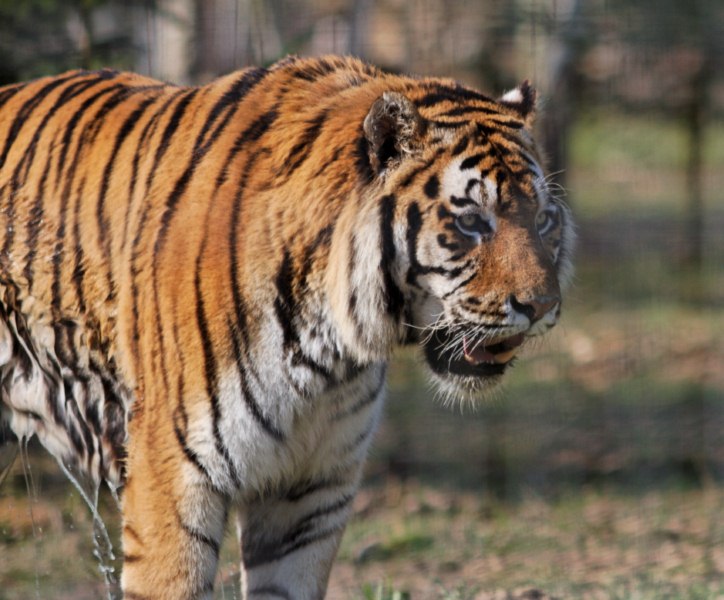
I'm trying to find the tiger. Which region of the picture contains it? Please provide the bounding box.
[0,55,573,599]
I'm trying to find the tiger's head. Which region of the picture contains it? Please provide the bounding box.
[326,77,574,402]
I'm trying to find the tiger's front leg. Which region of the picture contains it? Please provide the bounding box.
[238,477,360,600]
[120,407,230,600]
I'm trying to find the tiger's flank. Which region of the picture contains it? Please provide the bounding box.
[0,55,574,599]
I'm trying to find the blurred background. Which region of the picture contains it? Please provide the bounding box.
[0,1,722,598]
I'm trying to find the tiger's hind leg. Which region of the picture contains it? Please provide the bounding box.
[120,414,230,600]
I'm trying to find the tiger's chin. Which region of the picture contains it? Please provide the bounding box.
[420,327,525,406]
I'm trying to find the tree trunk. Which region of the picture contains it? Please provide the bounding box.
[683,64,709,270]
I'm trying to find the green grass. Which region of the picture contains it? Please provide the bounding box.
[334,484,724,599]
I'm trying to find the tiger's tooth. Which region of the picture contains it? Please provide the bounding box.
[493,349,517,364]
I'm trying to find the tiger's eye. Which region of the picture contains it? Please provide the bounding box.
[536,206,559,235]
[455,213,492,238]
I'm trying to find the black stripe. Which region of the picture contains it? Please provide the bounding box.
[123,523,142,543]
[22,138,54,288]
[228,318,286,442]
[441,271,478,300]
[285,476,345,502]
[283,494,354,545]
[478,121,526,138]
[88,355,127,462]
[144,88,199,191]
[0,83,27,112]
[450,195,478,208]
[340,419,377,454]
[272,248,332,379]
[346,236,364,341]
[290,57,339,83]
[124,90,182,229]
[194,253,241,487]
[451,135,469,156]
[405,202,423,286]
[423,173,440,199]
[274,249,298,350]
[353,134,373,184]
[440,105,501,118]
[460,152,488,171]
[70,83,141,148]
[167,367,198,486]
[399,152,440,188]
[194,67,268,159]
[290,349,332,378]
[379,194,404,320]
[495,169,506,203]
[429,120,468,130]
[69,383,97,470]
[465,178,481,196]
[310,147,341,181]
[215,107,278,190]
[122,554,143,564]
[415,91,455,108]
[271,525,343,566]
[281,109,329,177]
[228,151,260,341]
[55,83,124,185]
[0,71,87,169]
[416,83,495,107]
[71,177,88,311]
[177,509,221,557]
[298,224,334,291]
[96,94,158,275]
[333,373,385,421]
[171,406,219,485]
[437,233,459,251]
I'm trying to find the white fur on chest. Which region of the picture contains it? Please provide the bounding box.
[185,362,387,495]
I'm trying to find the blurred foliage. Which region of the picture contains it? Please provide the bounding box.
[0,0,157,84]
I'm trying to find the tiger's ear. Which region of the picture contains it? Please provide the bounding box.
[364,92,425,175]
[499,80,537,127]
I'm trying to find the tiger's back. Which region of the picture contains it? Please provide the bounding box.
[0,56,573,598]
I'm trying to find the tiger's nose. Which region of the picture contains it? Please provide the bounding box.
[509,294,560,324]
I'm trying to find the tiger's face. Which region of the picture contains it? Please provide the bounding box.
[354,83,574,401]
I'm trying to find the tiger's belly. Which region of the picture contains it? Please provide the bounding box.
[0,283,129,484]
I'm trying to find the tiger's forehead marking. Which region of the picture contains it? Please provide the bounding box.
[440,151,550,212]
[441,156,497,209]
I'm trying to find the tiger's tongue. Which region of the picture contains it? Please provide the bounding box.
[462,334,525,365]
[462,337,497,364]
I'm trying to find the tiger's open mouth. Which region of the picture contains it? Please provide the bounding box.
[422,329,526,378]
